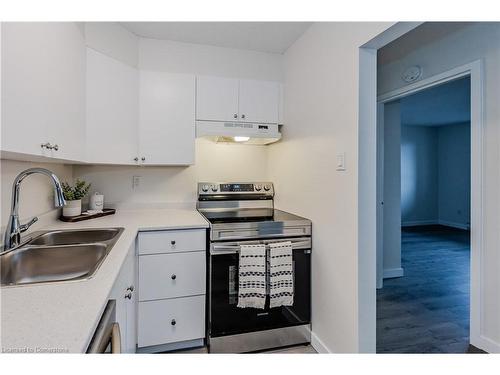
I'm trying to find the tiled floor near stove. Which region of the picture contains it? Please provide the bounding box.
[377,225,470,353]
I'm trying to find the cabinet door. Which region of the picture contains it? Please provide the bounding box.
[139,252,206,301]
[108,244,137,353]
[123,247,137,353]
[108,261,129,352]
[238,79,280,124]
[86,48,138,164]
[1,22,85,159]
[139,71,195,165]
[196,75,239,122]
[138,296,205,348]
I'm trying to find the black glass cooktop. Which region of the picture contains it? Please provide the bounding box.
[199,208,309,224]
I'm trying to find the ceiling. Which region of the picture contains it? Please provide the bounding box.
[120,22,312,54]
[400,76,470,127]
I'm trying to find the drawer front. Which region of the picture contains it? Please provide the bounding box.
[138,229,206,255]
[138,295,205,348]
[139,252,206,301]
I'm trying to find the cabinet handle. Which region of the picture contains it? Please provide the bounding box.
[41,142,52,150]
[52,144,59,151]
[125,291,132,299]
[171,240,176,246]
[241,114,246,119]
[171,274,177,280]
[141,157,146,162]
[127,285,134,292]
[171,319,176,326]
[233,114,238,119]
[134,157,139,162]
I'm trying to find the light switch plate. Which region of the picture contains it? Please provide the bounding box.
[336,152,346,171]
[132,175,141,189]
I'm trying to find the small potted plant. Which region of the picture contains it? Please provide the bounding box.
[62,179,91,217]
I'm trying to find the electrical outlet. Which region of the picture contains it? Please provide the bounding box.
[132,176,141,190]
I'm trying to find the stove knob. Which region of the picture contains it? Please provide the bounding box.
[264,184,271,191]
[202,184,209,192]
[255,184,262,191]
[211,185,218,192]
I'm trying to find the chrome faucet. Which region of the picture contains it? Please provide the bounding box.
[3,168,66,252]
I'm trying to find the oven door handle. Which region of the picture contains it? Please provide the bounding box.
[210,239,311,255]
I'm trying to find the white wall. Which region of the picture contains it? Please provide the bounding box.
[379,22,500,351]
[401,123,471,229]
[85,22,139,67]
[266,22,392,353]
[73,139,268,207]
[139,38,283,81]
[383,101,402,275]
[438,123,471,228]
[401,125,439,225]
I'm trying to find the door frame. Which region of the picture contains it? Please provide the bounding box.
[375,60,484,350]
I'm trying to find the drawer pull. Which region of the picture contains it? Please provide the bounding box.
[170,240,176,246]
[171,319,176,326]
[171,274,177,280]
[125,291,132,300]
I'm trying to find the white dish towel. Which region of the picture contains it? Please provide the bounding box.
[237,244,266,309]
[269,241,294,308]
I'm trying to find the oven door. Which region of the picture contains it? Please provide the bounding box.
[208,237,311,338]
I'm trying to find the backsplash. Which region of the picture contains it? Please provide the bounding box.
[0,159,73,231]
[73,139,269,208]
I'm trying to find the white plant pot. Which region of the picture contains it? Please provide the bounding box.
[63,199,82,217]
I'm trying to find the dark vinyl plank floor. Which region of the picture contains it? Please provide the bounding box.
[377,225,470,353]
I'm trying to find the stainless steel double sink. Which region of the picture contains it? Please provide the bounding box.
[0,228,124,287]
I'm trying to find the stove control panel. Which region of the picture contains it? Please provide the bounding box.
[198,182,274,195]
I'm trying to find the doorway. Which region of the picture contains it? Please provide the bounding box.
[376,76,472,353]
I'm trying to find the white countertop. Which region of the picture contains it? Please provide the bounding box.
[0,208,209,353]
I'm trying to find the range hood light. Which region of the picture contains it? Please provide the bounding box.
[196,121,281,145]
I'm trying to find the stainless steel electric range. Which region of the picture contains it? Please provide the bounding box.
[196,182,312,353]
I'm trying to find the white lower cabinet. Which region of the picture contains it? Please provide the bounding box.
[139,252,205,301]
[137,228,206,351]
[108,243,137,353]
[138,295,205,347]
[137,229,205,255]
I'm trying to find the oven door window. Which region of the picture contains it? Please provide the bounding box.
[210,250,310,337]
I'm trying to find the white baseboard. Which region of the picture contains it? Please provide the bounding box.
[311,331,331,353]
[401,220,438,227]
[383,267,404,279]
[472,335,500,354]
[401,219,470,230]
[438,220,470,230]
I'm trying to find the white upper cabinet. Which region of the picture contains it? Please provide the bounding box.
[1,22,86,160]
[196,76,239,122]
[195,75,280,124]
[86,48,138,164]
[238,79,280,124]
[139,71,196,165]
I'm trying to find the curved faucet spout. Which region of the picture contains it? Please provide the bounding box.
[3,168,66,252]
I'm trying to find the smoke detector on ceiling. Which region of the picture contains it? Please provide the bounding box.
[402,65,423,83]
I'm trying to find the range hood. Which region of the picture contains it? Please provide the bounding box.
[196,121,281,145]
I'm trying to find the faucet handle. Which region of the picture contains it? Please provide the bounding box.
[19,217,38,233]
